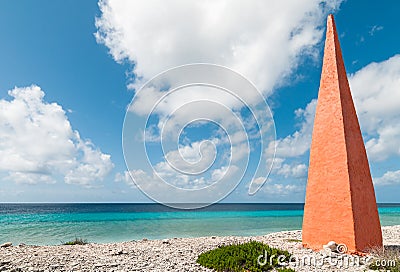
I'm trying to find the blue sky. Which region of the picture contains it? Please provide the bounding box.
[0,0,399,203]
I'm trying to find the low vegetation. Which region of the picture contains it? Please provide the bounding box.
[285,239,302,243]
[368,247,400,272]
[196,240,295,272]
[62,238,88,245]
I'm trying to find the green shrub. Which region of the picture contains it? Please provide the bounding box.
[196,240,295,272]
[369,259,399,272]
[368,247,400,272]
[62,237,88,245]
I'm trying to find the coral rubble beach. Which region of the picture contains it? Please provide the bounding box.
[0,225,399,272]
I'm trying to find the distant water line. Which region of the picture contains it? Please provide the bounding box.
[0,203,399,245]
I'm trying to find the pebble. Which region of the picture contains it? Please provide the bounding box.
[0,226,398,271]
[0,242,12,248]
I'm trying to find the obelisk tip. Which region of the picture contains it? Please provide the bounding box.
[327,14,335,27]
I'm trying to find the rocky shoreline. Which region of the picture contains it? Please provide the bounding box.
[1,225,399,272]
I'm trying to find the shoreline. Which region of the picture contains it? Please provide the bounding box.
[0,225,399,271]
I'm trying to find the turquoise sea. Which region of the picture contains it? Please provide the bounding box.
[1,203,399,245]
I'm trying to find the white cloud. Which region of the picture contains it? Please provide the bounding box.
[369,25,383,36]
[115,164,236,192]
[114,170,132,185]
[95,0,342,94]
[165,140,217,174]
[262,183,304,196]
[250,176,268,187]
[276,163,307,179]
[95,0,346,198]
[266,55,400,187]
[266,156,308,181]
[0,85,114,186]
[256,99,315,182]
[350,54,400,161]
[64,135,114,186]
[270,54,400,162]
[247,174,304,196]
[6,172,56,184]
[272,99,317,158]
[115,169,144,188]
[374,170,400,186]
[155,152,238,190]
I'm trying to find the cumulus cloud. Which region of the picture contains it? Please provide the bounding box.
[95,0,342,94]
[114,163,240,204]
[114,170,132,185]
[263,183,304,196]
[269,99,317,159]
[374,170,400,186]
[164,140,217,174]
[147,139,239,189]
[267,55,400,186]
[263,99,315,180]
[123,79,267,196]
[248,174,304,196]
[0,85,114,186]
[350,54,400,161]
[349,55,400,189]
[95,0,345,197]
[115,169,145,188]
[276,162,308,179]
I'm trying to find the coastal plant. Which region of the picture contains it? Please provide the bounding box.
[196,240,295,272]
[285,239,302,243]
[368,246,400,272]
[62,237,88,245]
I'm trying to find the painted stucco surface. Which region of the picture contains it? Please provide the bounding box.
[302,15,382,253]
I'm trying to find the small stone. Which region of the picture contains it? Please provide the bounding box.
[323,241,337,251]
[115,248,129,255]
[113,250,122,255]
[0,242,12,248]
[162,239,170,244]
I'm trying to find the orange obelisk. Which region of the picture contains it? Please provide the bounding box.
[302,14,382,253]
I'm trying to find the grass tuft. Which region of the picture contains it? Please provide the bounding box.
[62,237,88,245]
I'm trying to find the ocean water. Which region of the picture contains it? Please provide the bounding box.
[0,203,399,245]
